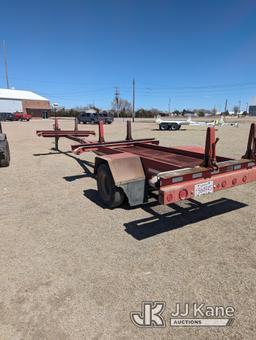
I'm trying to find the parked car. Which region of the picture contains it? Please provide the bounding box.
[77,111,114,124]
[13,112,32,121]
[0,112,14,121]
[0,122,10,167]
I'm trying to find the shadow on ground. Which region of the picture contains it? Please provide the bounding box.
[124,198,247,240]
[34,150,95,181]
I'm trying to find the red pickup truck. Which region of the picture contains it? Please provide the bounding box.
[13,112,32,121]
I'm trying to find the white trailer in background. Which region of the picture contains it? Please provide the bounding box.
[156,116,239,130]
[155,116,190,130]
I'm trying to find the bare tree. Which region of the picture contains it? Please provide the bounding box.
[233,106,239,115]
[111,98,132,115]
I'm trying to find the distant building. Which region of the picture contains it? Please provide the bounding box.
[0,88,51,118]
[249,96,256,116]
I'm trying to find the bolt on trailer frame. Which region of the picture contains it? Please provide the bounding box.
[69,121,256,208]
[36,117,96,150]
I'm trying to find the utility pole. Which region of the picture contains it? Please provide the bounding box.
[114,86,120,118]
[168,98,171,115]
[224,99,228,112]
[132,79,135,122]
[3,40,10,89]
[238,100,241,113]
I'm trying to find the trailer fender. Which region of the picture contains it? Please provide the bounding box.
[95,153,146,206]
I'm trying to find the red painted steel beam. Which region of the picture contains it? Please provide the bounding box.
[159,165,256,205]
[72,139,158,154]
[36,130,95,137]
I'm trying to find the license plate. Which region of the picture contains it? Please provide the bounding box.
[194,181,214,197]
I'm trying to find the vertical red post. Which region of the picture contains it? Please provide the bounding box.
[74,117,78,131]
[126,120,133,141]
[203,127,218,169]
[98,120,105,143]
[243,123,256,160]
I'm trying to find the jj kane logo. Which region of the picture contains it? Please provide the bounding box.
[130,302,166,327]
[131,302,235,328]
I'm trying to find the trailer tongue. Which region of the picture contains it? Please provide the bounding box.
[70,121,256,208]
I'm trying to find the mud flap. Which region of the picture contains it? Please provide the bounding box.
[119,179,146,206]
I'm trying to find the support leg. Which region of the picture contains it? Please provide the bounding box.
[55,136,59,150]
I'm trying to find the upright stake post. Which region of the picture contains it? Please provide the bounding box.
[242,123,256,160]
[74,117,78,131]
[203,127,218,169]
[98,121,105,143]
[126,120,133,140]
[54,117,59,150]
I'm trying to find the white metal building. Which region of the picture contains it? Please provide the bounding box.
[0,88,50,117]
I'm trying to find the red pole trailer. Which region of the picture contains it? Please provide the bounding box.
[71,121,256,208]
[37,119,256,208]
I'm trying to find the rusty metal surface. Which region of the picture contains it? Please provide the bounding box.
[117,145,204,168]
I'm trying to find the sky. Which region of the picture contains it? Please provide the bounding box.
[1,0,256,111]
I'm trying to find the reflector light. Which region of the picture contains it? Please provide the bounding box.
[222,181,227,188]
[192,172,202,179]
[232,178,237,185]
[172,176,183,183]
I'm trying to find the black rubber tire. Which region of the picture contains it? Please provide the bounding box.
[0,139,10,167]
[159,123,169,131]
[97,163,125,208]
[169,123,179,131]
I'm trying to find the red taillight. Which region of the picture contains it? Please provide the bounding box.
[179,189,188,200]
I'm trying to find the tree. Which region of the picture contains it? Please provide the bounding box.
[111,98,132,115]
[233,106,239,115]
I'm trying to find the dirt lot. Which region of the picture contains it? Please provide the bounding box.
[0,117,255,339]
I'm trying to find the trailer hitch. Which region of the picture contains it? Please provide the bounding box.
[242,123,256,161]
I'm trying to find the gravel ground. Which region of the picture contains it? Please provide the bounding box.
[0,118,255,339]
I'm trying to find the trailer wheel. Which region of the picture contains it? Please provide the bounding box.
[169,123,179,131]
[97,163,125,208]
[159,123,169,131]
[0,139,10,167]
